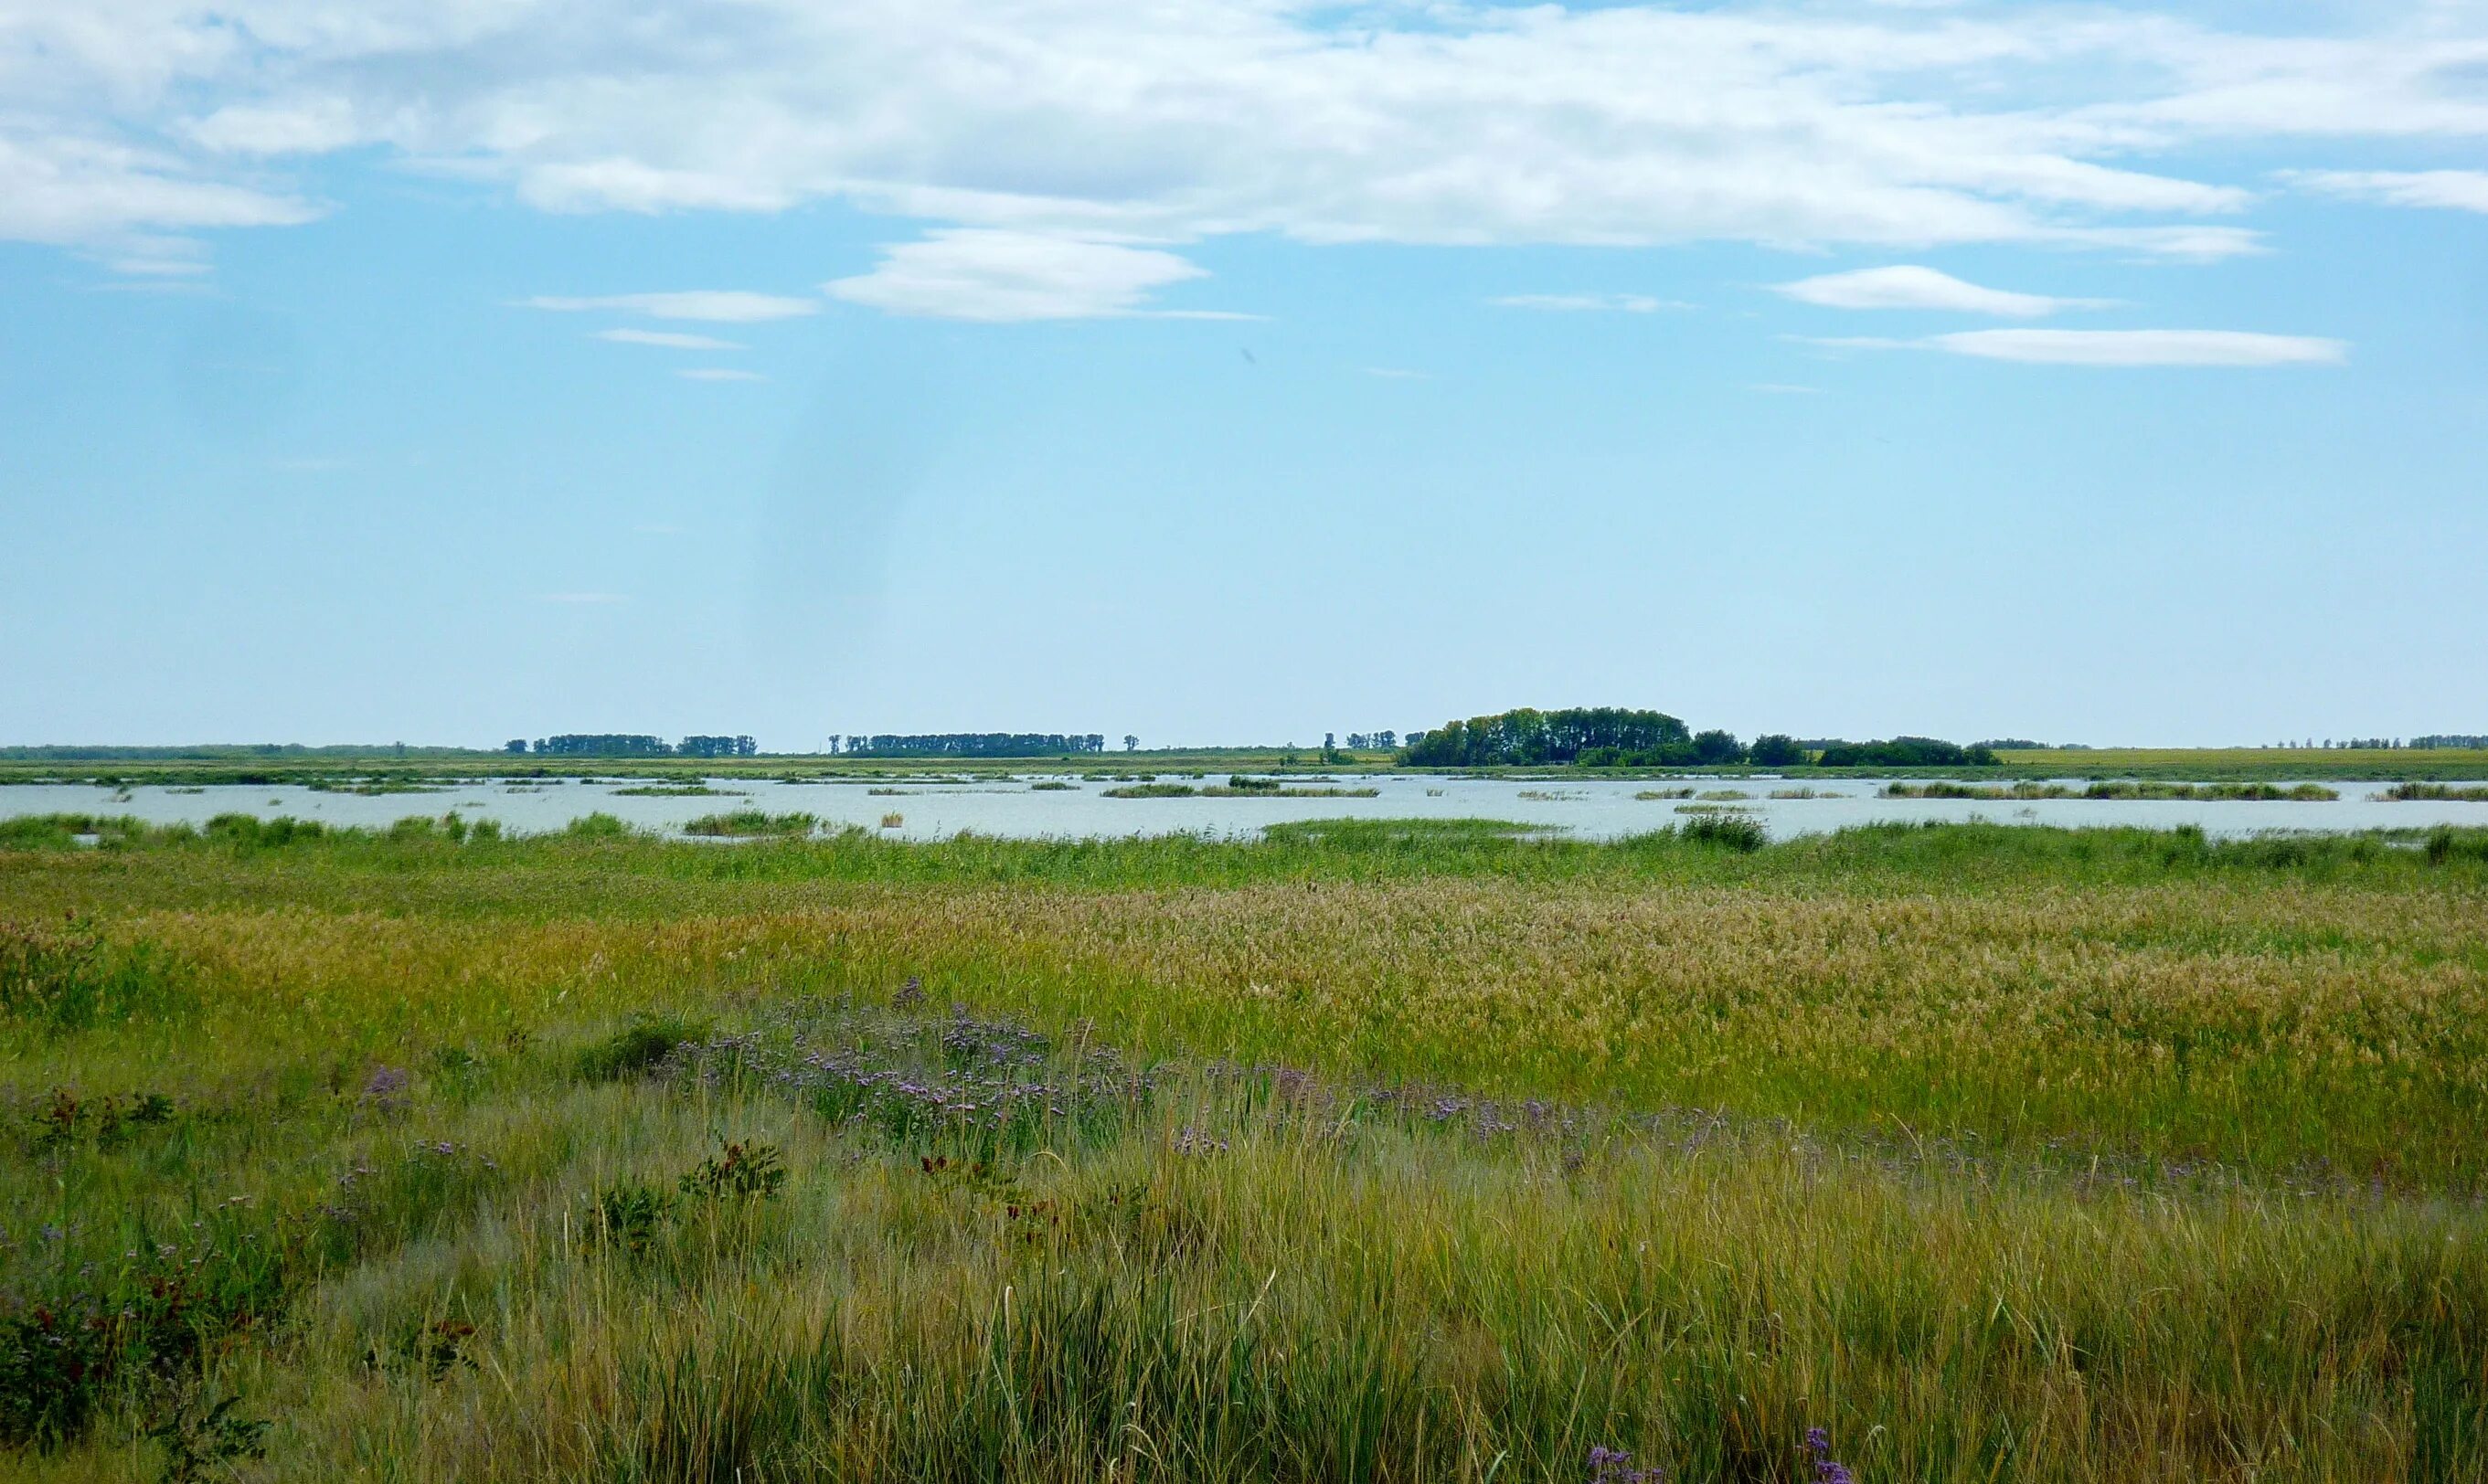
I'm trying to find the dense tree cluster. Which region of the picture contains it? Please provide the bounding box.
[840,734,1107,757]
[505,735,758,757]
[1342,732,1398,750]
[1814,737,2000,768]
[526,734,673,758]
[1401,708,1691,766]
[1396,710,2007,769]
[2412,736,2488,749]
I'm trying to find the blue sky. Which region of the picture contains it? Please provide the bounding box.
[2,0,2483,749]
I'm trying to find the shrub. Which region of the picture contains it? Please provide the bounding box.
[574,1014,710,1082]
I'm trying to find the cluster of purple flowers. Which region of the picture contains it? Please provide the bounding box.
[1170,1126,1229,1157]
[654,1005,1160,1146]
[1587,1445,1665,1482]
[1805,1427,1855,1484]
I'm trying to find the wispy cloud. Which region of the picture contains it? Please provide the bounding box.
[1773,266,2110,317]
[1489,293,1687,313]
[522,291,819,322]
[596,328,745,350]
[2281,169,2488,215]
[1802,328,2346,367]
[825,230,1227,322]
[677,367,766,382]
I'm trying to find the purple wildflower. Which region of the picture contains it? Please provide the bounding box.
[1804,1426,1855,1484]
[1589,1445,1665,1482]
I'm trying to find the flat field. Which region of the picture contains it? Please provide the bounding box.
[2,816,2484,1480]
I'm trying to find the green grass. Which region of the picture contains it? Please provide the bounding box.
[680,811,817,838]
[1,817,2484,1479]
[2385,783,2488,801]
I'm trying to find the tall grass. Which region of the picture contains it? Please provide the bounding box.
[0,819,2484,1478]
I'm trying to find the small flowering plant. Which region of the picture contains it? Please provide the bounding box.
[1589,1445,1665,1482]
[1805,1426,1855,1484]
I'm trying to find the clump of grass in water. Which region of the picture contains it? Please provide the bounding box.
[1634,788,1695,800]
[1884,780,2340,802]
[2384,782,2488,801]
[1102,782,1380,799]
[681,811,815,838]
[879,812,905,830]
[611,784,744,798]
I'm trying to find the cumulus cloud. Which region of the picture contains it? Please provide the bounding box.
[824,230,1221,322]
[524,291,818,322]
[2281,169,2488,214]
[1490,293,1687,313]
[5,0,2488,279]
[595,328,744,349]
[1772,265,2110,316]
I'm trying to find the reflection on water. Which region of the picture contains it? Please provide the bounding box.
[3,775,2483,843]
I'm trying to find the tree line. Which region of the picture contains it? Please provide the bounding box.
[1397,708,1997,768]
[506,735,757,758]
[833,734,1108,758]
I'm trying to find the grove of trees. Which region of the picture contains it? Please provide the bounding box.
[509,735,756,758]
[1397,710,2001,768]
[841,734,1107,758]
[1401,708,1691,766]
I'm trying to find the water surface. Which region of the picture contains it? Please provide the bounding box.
[5,775,2481,843]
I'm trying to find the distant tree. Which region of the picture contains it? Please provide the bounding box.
[1748,734,1806,768]
[1125,735,1139,752]
[504,739,529,755]
[1692,729,1745,766]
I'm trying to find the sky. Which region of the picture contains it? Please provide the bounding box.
[2,0,2483,751]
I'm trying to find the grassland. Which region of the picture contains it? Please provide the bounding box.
[2,816,2485,1480]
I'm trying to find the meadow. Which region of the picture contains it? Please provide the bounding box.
[2,815,2485,1480]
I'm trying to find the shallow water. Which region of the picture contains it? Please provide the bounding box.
[4,775,2482,843]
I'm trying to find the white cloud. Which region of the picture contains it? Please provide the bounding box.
[595,328,744,350]
[824,230,1214,322]
[1490,293,1686,313]
[1930,329,2345,366]
[5,1,2488,277]
[0,130,318,270]
[677,367,765,382]
[2282,169,2488,215]
[1773,265,2109,317]
[523,291,818,322]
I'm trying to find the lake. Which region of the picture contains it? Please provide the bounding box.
[4,774,2482,842]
